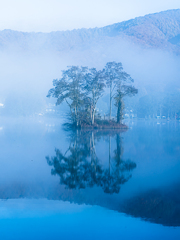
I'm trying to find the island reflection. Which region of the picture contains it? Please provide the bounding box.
[46,129,136,194]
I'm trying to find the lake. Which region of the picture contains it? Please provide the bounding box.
[0,117,180,239]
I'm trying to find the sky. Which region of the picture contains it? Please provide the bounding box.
[0,0,180,32]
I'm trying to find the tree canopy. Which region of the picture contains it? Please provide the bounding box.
[47,62,138,128]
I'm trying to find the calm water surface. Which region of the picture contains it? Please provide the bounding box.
[0,117,180,239]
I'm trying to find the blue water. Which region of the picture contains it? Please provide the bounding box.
[0,199,180,240]
[0,117,179,239]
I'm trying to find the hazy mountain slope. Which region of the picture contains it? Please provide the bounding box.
[1,9,180,117]
[0,9,180,53]
[102,9,180,49]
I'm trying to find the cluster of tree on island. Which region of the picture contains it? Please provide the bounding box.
[46,130,136,194]
[47,61,138,128]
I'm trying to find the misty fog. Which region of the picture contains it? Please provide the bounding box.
[0,33,180,118]
[1,8,180,239]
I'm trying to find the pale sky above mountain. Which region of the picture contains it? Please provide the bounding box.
[0,0,180,32]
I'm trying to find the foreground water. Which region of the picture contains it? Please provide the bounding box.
[0,117,180,239]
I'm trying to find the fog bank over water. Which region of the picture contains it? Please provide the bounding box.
[1,10,180,117]
[0,38,179,117]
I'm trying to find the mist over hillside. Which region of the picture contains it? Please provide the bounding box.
[1,9,180,53]
[0,9,180,118]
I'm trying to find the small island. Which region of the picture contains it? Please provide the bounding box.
[47,62,138,129]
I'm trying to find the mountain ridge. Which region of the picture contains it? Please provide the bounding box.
[1,9,180,53]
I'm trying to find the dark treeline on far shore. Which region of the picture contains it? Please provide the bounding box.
[47,62,138,129]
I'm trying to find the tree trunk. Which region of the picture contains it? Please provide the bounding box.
[109,85,112,120]
[117,98,123,124]
[92,108,95,125]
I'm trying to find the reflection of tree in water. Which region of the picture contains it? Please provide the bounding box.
[46,130,136,194]
[102,134,136,194]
